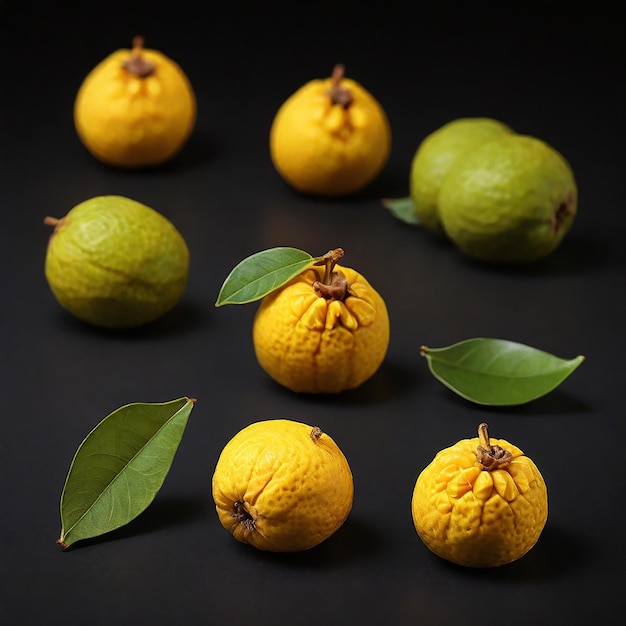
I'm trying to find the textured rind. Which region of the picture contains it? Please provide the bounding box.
[409,118,514,231]
[45,196,189,328]
[269,76,391,196]
[438,134,577,264]
[212,419,354,552]
[411,436,548,567]
[74,47,196,167]
[252,264,390,393]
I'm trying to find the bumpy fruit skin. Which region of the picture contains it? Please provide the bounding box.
[438,134,577,264]
[411,434,548,568]
[252,264,390,393]
[270,67,391,196]
[74,42,196,168]
[45,195,189,328]
[409,118,514,231]
[212,419,354,552]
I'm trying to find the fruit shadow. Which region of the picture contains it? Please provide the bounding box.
[94,128,219,175]
[55,297,210,340]
[265,358,418,407]
[231,515,385,570]
[62,495,209,551]
[436,522,591,583]
[459,229,621,277]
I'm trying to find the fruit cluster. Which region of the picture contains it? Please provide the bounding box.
[51,39,567,567]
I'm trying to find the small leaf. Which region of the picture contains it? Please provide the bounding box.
[58,397,195,549]
[215,247,316,306]
[420,338,585,406]
[381,196,421,225]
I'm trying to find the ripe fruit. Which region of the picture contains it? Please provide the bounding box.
[409,118,514,231]
[270,64,391,196]
[438,134,577,264]
[212,419,354,552]
[252,248,390,393]
[44,195,189,328]
[74,36,196,168]
[411,423,548,568]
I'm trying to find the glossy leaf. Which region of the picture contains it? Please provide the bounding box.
[215,247,316,306]
[58,397,195,549]
[381,196,421,225]
[420,338,585,406]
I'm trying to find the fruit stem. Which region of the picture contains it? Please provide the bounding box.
[312,248,352,300]
[122,35,155,77]
[475,422,513,471]
[314,248,344,285]
[310,426,323,442]
[44,216,60,227]
[328,64,353,108]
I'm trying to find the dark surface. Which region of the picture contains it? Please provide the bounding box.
[2,1,624,624]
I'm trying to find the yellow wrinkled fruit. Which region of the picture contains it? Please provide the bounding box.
[270,64,391,196]
[252,249,390,393]
[212,419,354,552]
[411,423,548,568]
[74,36,196,168]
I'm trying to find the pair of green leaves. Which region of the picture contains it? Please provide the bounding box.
[58,397,194,549]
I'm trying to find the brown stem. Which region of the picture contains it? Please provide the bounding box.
[122,35,155,77]
[44,216,60,227]
[313,248,344,285]
[310,426,323,442]
[328,64,353,108]
[475,422,513,470]
[311,248,351,300]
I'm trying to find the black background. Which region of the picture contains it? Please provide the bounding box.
[2,1,625,624]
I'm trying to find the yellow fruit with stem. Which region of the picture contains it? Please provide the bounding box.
[74,36,196,168]
[252,248,390,393]
[411,422,548,567]
[270,64,391,196]
[212,419,354,552]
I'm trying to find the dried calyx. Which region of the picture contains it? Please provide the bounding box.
[232,500,255,531]
[122,35,155,78]
[551,192,576,234]
[475,422,513,470]
[313,248,353,301]
[328,64,353,108]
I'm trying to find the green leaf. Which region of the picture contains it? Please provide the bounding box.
[58,397,195,549]
[420,338,585,406]
[215,247,316,306]
[381,196,421,225]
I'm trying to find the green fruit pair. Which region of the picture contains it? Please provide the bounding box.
[44,195,189,329]
[409,118,577,264]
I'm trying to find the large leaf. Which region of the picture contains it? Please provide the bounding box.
[215,247,316,306]
[381,196,421,225]
[420,338,584,406]
[58,397,195,549]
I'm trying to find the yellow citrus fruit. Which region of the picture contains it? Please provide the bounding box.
[74,36,196,168]
[212,419,354,552]
[252,249,390,393]
[411,423,548,568]
[44,195,189,328]
[269,64,391,196]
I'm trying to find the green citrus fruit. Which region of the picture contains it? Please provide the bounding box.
[409,118,514,231]
[438,134,577,264]
[44,195,190,328]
